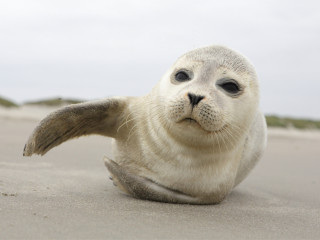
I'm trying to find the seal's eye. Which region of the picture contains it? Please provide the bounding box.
[175,71,190,82]
[220,82,240,94]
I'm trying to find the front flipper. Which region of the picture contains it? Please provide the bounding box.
[23,97,131,156]
[104,157,200,204]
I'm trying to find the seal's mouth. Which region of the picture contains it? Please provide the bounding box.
[179,117,202,128]
[183,117,197,123]
[179,118,228,134]
[179,118,211,134]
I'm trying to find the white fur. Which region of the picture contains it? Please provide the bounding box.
[24,45,267,204]
[111,46,266,202]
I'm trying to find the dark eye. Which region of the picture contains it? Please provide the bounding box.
[220,82,240,94]
[175,71,190,82]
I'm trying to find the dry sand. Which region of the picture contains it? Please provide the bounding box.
[1,106,320,239]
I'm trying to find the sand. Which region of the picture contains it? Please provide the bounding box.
[1,106,320,239]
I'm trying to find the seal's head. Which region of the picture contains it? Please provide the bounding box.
[154,45,259,148]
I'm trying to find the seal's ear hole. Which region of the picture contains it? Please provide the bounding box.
[175,71,191,82]
[219,81,240,94]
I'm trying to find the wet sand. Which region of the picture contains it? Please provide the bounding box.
[1,107,320,239]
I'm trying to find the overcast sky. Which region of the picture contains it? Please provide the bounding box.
[1,0,320,119]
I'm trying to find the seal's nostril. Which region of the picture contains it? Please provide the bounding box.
[188,93,204,107]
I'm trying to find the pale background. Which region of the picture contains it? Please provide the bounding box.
[1,0,320,119]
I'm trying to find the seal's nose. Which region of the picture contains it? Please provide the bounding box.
[188,93,204,107]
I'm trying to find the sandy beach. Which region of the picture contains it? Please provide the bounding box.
[1,106,319,239]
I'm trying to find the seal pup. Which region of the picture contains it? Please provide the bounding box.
[24,45,267,204]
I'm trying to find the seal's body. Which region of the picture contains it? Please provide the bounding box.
[24,45,267,204]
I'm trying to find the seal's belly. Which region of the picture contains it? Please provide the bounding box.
[142,153,239,197]
[112,129,243,202]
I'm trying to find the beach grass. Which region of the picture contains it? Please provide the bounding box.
[0,96,19,108]
[24,97,83,106]
[265,115,320,129]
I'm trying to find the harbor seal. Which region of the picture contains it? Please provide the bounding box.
[23,45,267,204]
